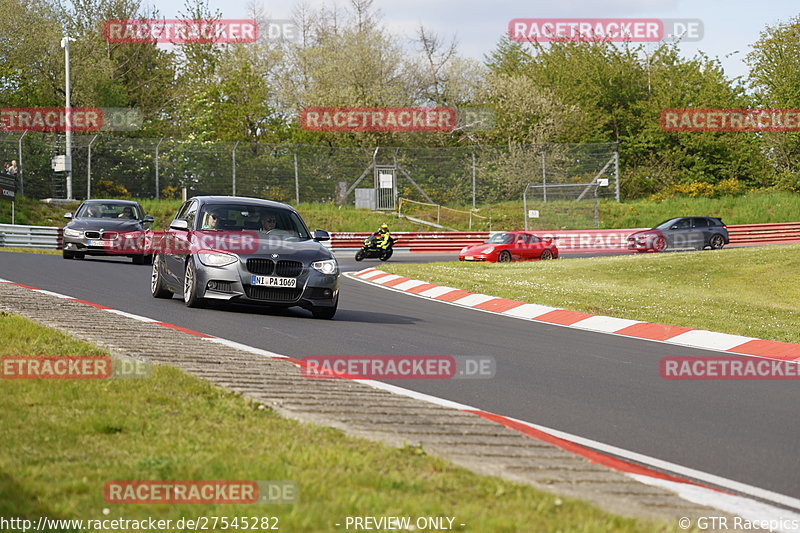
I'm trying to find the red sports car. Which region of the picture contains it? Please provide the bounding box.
[458,231,558,262]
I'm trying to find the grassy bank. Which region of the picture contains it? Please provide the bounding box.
[0,196,424,232]
[381,244,800,344]
[0,312,667,532]
[465,190,800,230]
[2,190,798,232]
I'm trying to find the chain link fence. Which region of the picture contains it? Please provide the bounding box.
[0,132,618,206]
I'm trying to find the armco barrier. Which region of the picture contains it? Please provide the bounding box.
[0,224,63,249]
[331,222,800,253]
[1,222,797,253]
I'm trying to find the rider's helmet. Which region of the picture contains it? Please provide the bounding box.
[379,224,389,233]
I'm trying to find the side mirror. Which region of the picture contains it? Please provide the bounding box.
[670,225,678,230]
[313,229,330,242]
[143,215,155,223]
[169,219,189,230]
[64,212,72,219]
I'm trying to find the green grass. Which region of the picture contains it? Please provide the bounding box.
[0,196,425,232]
[3,190,797,232]
[381,245,800,344]
[0,312,669,532]
[0,247,60,255]
[462,190,800,230]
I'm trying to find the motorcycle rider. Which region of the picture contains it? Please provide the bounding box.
[372,224,392,250]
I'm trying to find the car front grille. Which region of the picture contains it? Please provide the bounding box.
[275,260,303,277]
[85,231,101,239]
[244,285,302,302]
[247,258,274,275]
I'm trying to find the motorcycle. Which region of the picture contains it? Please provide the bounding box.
[355,234,397,261]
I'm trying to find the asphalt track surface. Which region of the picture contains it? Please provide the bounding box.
[1,250,798,504]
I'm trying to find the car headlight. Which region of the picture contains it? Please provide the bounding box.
[482,247,494,254]
[63,228,82,237]
[460,246,469,254]
[311,259,337,274]
[197,253,238,267]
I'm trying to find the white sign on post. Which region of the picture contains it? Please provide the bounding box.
[379,172,394,189]
[528,209,540,218]
[598,178,609,187]
[51,155,71,172]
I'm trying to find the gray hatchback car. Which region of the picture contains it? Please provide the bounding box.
[150,196,340,319]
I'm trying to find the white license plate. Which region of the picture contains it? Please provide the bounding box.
[465,256,474,260]
[88,240,112,247]
[251,275,297,288]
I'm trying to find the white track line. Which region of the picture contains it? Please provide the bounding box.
[3,274,799,518]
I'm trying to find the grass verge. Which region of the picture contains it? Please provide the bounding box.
[0,247,60,255]
[2,190,798,232]
[380,244,800,344]
[0,311,668,532]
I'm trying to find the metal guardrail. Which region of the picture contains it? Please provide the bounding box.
[330,223,800,253]
[1,222,798,252]
[0,224,62,249]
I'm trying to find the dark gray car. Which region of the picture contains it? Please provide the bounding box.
[150,196,339,319]
[62,199,154,264]
[627,216,730,252]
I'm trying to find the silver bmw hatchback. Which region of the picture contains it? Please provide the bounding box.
[150,196,339,319]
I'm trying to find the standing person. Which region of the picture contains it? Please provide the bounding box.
[8,160,18,176]
[1,161,9,175]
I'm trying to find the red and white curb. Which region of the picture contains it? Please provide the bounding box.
[1,276,799,526]
[350,268,800,362]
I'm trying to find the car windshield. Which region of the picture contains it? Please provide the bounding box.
[76,203,140,220]
[199,204,311,240]
[653,218,680,230]
[485,233,514,244]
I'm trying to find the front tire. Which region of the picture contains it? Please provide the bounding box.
[355,250,364,261]
[498,250,512,263]
[132,255,146,265]
[183,260,205,308]
[653,236,667,252]
[709,234,725,250]
[151,255,173,299]
[62,250,74,260]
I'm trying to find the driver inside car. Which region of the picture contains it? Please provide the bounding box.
[202,208,225,230]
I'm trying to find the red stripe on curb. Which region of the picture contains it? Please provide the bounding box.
[406,283,438,294]
[615,322,693,341]
[155,322,213,338]
[435,289,474,302]
[9,282,41,290]
[535,309,594,326]
[475,298,527,313]
[369,273,395,283]
[466,409,717,490]
[355,268,378,277]
[382,277,412,287]
[69,298,112,310]
[728,339,800,361]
